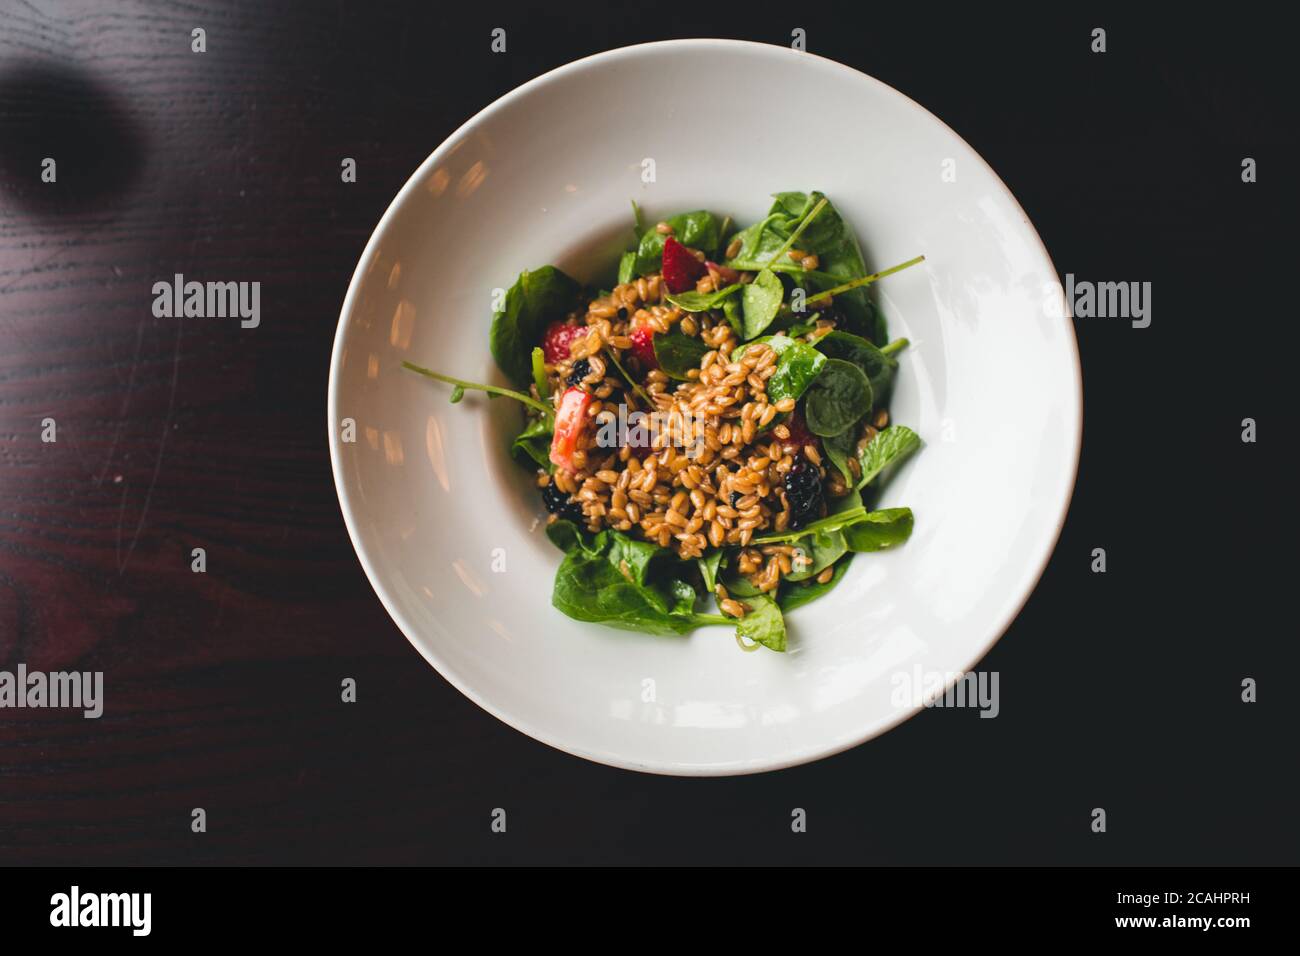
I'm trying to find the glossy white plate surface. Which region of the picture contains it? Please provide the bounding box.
[328,39,1081,774]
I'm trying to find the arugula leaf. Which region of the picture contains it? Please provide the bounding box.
[653,331,710,380]
[778,554,852,612]
[632,210,724,276]
[489,266,582,386]
[511,416,553,472]
[666,283,742,312]
[735,593,787,652]
[855,425,922,491]
[741,268,785,339]
[402,362,554,418]
[631,200,646,240]
[840,507,914,552]
[766,339,827,405]
[803,358,873,437]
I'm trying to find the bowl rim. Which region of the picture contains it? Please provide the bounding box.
[327,37,1083,776]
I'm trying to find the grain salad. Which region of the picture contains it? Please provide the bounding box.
[405,191,925,652]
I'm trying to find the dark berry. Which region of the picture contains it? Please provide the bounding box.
[565,358,591,387]
[729,491,742,508]
[542,483,582,521]
[784,460,823,529]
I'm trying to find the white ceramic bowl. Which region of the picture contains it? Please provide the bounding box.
[328,39,1081,775]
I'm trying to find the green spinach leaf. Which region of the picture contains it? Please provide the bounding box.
[735,593,787,652]
[741,268,785,339]
[698,550,724,593]
[548,526,728,635]
[778,554,852,612]
[617,250,637,285]
[632,210,724,276]
[785,527,848,582]
[666,283,743,312]
[814,331,898,399]
[653,331,710,380]
[803,358,873,437]
[511,416,553,472]
[821,429,856,484]
[766,339,826,404]
[840,507,914,552]
[489,266,582,385]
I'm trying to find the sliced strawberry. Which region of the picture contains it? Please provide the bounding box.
[541,321,588,363]
[661,236,707,293]
[629,325,658,369]
[549,386,592,472]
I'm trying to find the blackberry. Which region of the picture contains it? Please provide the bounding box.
[542,483,582,522]
[783,460,823,529]
[565,358,591,387]
[729,491,742,508]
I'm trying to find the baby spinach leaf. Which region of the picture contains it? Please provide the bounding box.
[631,199,646,239]
[549,527,728,634]
[731,332,799,362]
[841,507,913,552]
[698,550,724,593]
[735,593,787,652]
[617,250,637,285]
[546,519,599,555]
[511,416,553,472]
[741,268,785,339]
[766,340,826,404]
[754,502,868,545]
[666,283,742,312]
[721,212,786,268]
[814,331,898,399]
[855,425,922,491]
[778,554,852,612]
[607,531,668,586]
[653,331,710,380]
[784,528,848,582]
[632,210,724,276]
[821,429,856,484]
[489,266,582,385]
[552,549,696,635]
[803,358,873,437]
[722,294,743,336]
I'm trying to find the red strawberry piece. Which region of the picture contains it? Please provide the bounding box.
[549,386,592,472]
[541,321,588,363]
[661,236,707,293]
[629,325,658,369]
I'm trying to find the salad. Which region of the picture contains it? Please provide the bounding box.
[405,191,924,652]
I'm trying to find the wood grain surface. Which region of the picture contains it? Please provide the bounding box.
[0,2,1294,865]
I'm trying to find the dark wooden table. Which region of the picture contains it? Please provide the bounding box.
[0,2,1294,865]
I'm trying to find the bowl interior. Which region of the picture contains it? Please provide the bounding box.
[329,40,1080,774]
